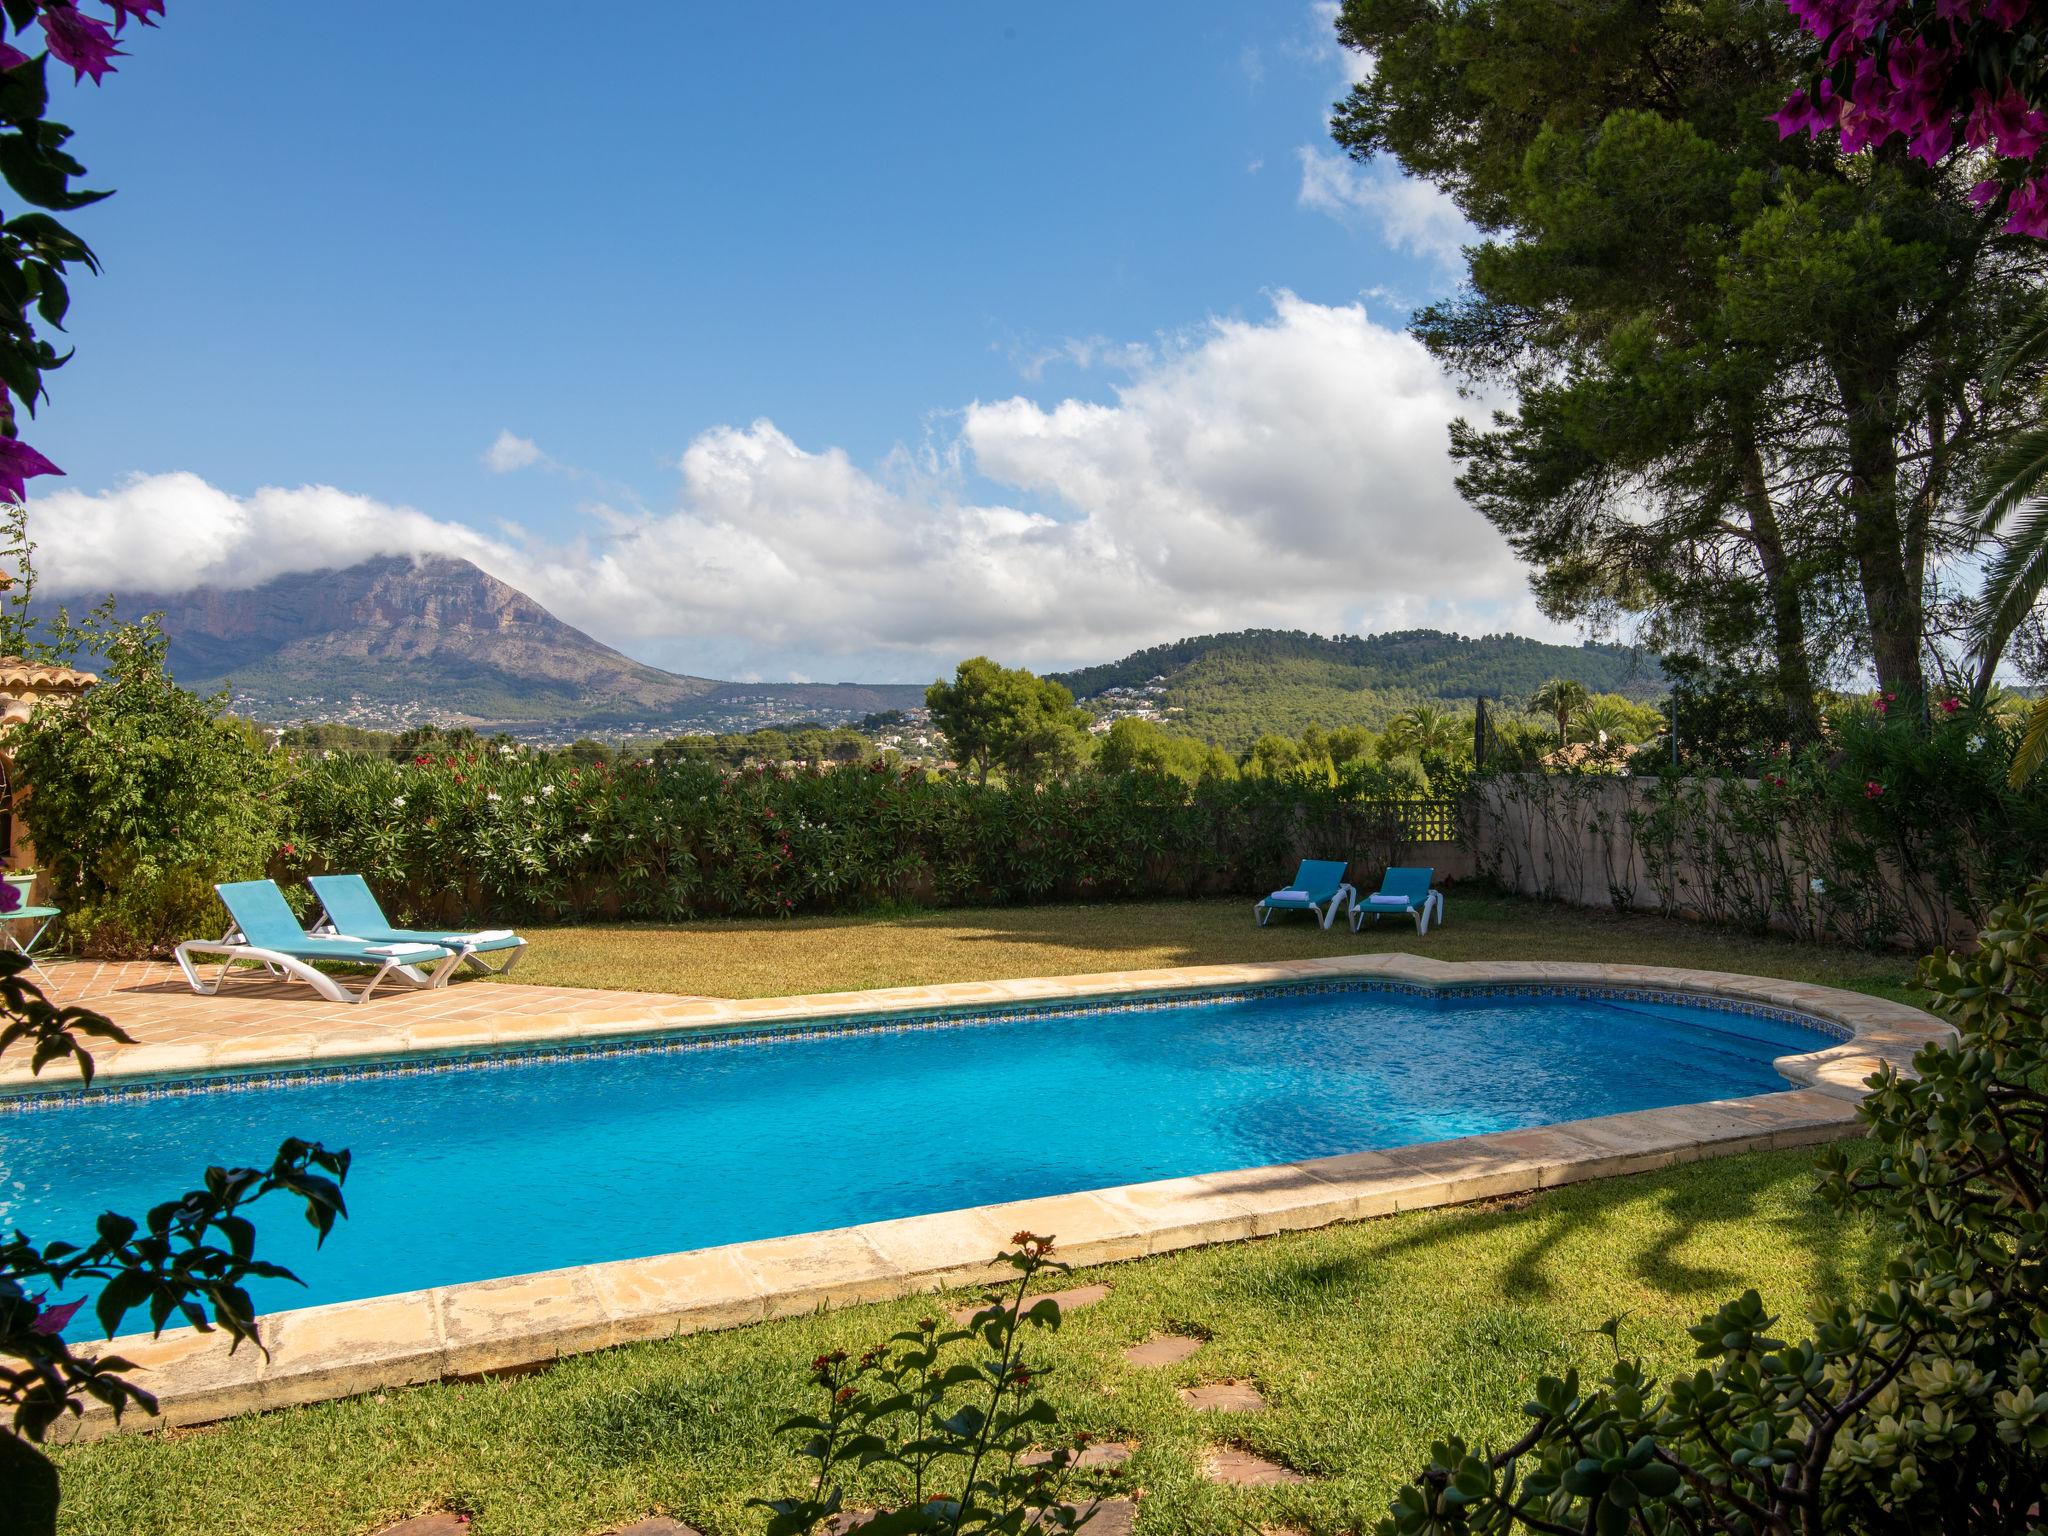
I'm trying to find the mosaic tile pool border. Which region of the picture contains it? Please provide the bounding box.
[0,977,1851,1114]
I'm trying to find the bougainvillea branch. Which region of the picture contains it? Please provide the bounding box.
[0,2,166,508]
[1777,0,2048,234]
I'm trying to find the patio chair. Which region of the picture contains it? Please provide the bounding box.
[1254,859,1356,929]
[0,878,59,984]
[175,879,461,1005]
[306,873,528,977]
[1350,866,1445,935]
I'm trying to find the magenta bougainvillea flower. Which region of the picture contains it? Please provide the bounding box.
[104,0,166,28]
[0,436,63,503]
[39,4,126,84]
[1779,0,2048,236]
[31,1296,83,1336]
[0,41,27,70]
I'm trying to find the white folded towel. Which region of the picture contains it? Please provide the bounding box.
[1269,888,1311,901]
[366,942,442,957]
[445,928,515,944]
[1367,893,1414,906]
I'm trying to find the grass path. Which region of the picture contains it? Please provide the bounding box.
[496,894,1922,1004]
[53,1149,1880,1536]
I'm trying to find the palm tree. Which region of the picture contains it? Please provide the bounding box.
[1580,695,1648,748]
[1963,296,2048,782]
[1529,678,1591,746]
[1385,702,1464,756]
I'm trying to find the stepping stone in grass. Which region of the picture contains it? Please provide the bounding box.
[1203,1444,1307,1487]
[1121,1333,1205,1367]
[611,1521,704,1536]
[1039,1498,1137,1536]
[371,1517,469,1536]
[1178,1378,1267,1412]
[1020,1439,1133,1469]
[948,1283,1110,1327]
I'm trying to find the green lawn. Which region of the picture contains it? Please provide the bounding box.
[496,893,1923,1004]
[50,897,1922,1535]
[53,1149,1881,1536]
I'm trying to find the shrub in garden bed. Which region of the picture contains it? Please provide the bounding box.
[10,621,285,957]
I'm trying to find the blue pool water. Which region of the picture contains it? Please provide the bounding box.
[0,986,1834,1314]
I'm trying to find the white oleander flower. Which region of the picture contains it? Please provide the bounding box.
[1810,877,1827,896]
[392,795,406,808]
[522,794,536,806]
[580,832,593,844]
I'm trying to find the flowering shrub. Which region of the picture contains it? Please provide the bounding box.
[280,748,1439,926]
[1380,875,2048,1534]
[10,618,286,955]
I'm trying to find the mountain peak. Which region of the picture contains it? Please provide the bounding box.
[92,556,927,738]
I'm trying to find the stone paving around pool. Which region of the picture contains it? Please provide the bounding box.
[11,952,1952,1444]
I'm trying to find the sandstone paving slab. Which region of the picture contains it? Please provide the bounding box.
[370,1514,469,1536]
[1122,1333,1205,1367]
[587,1245,767,1344]
[1044,1498,1137,1536]
[734,1228,905,1317]
[1179,1379,1267,1413]
[949,1282,1110,1327]
[859,1206,1020,1288]
[438,1266,613,1377]
[1020,1439,1133,1469]
[1204,1444,1307,1486]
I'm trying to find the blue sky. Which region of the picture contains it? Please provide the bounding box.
[28,0,1530,682]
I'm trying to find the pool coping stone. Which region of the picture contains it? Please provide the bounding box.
[35,954,1947,1443]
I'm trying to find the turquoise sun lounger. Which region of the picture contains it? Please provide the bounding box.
[1350,866,1445,935]
[175,879,461,1005]
[307,873,528,978]
[1254,859,1356,929]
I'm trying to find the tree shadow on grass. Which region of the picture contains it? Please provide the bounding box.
[1254,1152,1880,1321]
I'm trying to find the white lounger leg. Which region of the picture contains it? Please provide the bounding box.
[460,941,526,977]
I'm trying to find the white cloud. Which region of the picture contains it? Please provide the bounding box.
[1302,1,1374,87]
[29,472,506,596]
[482,430,544,473]
[1297,145,1474,274]
[27,294,1542,679]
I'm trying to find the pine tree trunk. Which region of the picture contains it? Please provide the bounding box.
[1838,374,1926,702]
[1736,436,1822,742]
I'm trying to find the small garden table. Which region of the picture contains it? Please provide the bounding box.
[2,903,59,983]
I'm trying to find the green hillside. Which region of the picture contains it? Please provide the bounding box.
[1050,629,1662,750]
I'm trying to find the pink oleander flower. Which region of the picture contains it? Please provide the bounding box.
[1939,696,1961,715]
[39,4,124,83]
[0,436,62,502]
[1864,780,1886,799]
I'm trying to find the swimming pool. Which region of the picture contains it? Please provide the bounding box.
[0,982,1839,1313]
